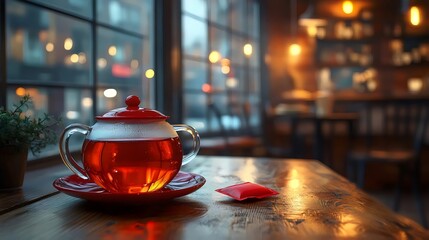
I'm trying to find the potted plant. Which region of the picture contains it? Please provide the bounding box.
[0,95,60,190]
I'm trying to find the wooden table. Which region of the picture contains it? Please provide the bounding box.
[1,156,427,239]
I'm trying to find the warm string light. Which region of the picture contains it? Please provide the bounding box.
[243,43,253,57]
[64,38,73,50]
[410,6,421,26]
[289,43,302,56]
[209,51,221,63]
[70,54,79,63]
[145,69,155,79]
[306,26,318,37]
[45,42,54,52]
[16,87,26,97]
[342,1,353,15]
[288,0,301,56]
[108,46,117,56]
[103,88,117,98]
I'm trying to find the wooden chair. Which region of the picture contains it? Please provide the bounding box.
[199,102,265,156]
[346,102,428,227]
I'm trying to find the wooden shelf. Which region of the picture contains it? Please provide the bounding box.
[316,37,374,42]
[316,63,371,68]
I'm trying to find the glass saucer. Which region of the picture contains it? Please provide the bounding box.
[53,171,206,204]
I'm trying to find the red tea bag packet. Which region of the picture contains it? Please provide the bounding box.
[215,182,279,201]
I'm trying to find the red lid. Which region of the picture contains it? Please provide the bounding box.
[96,95,168,120]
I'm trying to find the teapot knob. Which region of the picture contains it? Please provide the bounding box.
[125,95,141,110]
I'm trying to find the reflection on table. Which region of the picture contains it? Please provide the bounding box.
[0,156,427,239]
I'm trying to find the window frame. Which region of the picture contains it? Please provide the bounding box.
[181,0,263,136]
[1,0,155,160]
[0,0,266,161]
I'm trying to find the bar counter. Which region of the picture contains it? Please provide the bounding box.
[0,156,427,239]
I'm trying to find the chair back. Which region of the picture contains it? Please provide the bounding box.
[208,103,229,145]
[209,102,253,132]
[412,104,429,160]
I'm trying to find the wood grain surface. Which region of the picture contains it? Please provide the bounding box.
[0,156,427,239]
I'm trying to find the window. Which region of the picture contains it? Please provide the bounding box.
[3,0,154,159]
[181,0,261,134]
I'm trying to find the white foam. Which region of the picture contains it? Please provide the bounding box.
[87,120,178,140]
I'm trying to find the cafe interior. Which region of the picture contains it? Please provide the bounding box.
[1,0,429,234]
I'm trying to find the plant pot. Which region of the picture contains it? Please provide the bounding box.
[0,145,28,190]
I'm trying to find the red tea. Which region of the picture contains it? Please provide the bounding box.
[82,137,183,193]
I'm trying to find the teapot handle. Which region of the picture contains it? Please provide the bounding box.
[173,124,200,166]
[58,123,91,179]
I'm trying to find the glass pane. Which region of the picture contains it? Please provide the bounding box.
[210,26,229,58]
[7,86,91,126]
[182,0,207,19]
[212,64,226,91]
[97,0,152,35]
[228,65,244,92]
[182,0,261,135]
[231,35,245,65]
[249,68,260,93]
[182,15,208,58]
[7,86,92,158]
[184,93,207,132]
[213,93,240,130]
[248,94,260,128]
[248,0,259,38]
[6,0,92,85]
[29,0,93,19]
[96,87,142,116]
[96,27,145,97]
[247,40,259,67]
[142,38,154,108]
[183,59,207,91]
[209,0,229,26]
[229,0,246,33]
[209,94,228,131]
[97,28,143,87]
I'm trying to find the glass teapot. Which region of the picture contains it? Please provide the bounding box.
[59,95,200,193]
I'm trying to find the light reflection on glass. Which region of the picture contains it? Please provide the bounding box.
[108,45,117,56]
[64,38,73,50]
[243,43,252,57]
[70,54,79,63]
[15,87,26,97]
[221,65,230,74]
[131,59,139,69]
[66,111,80,120]
[81,97,93,108]
[226,77,238,88]
[78,53,87,64]
[209,51,221,63]
[209,50,221,63]
[145,69,155,79]
[45,42,54,52]
[104,88,117,98]
[202,83,212,93]
[98,58,107,69]
[220,58,230,66]
[220,58,231,74]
